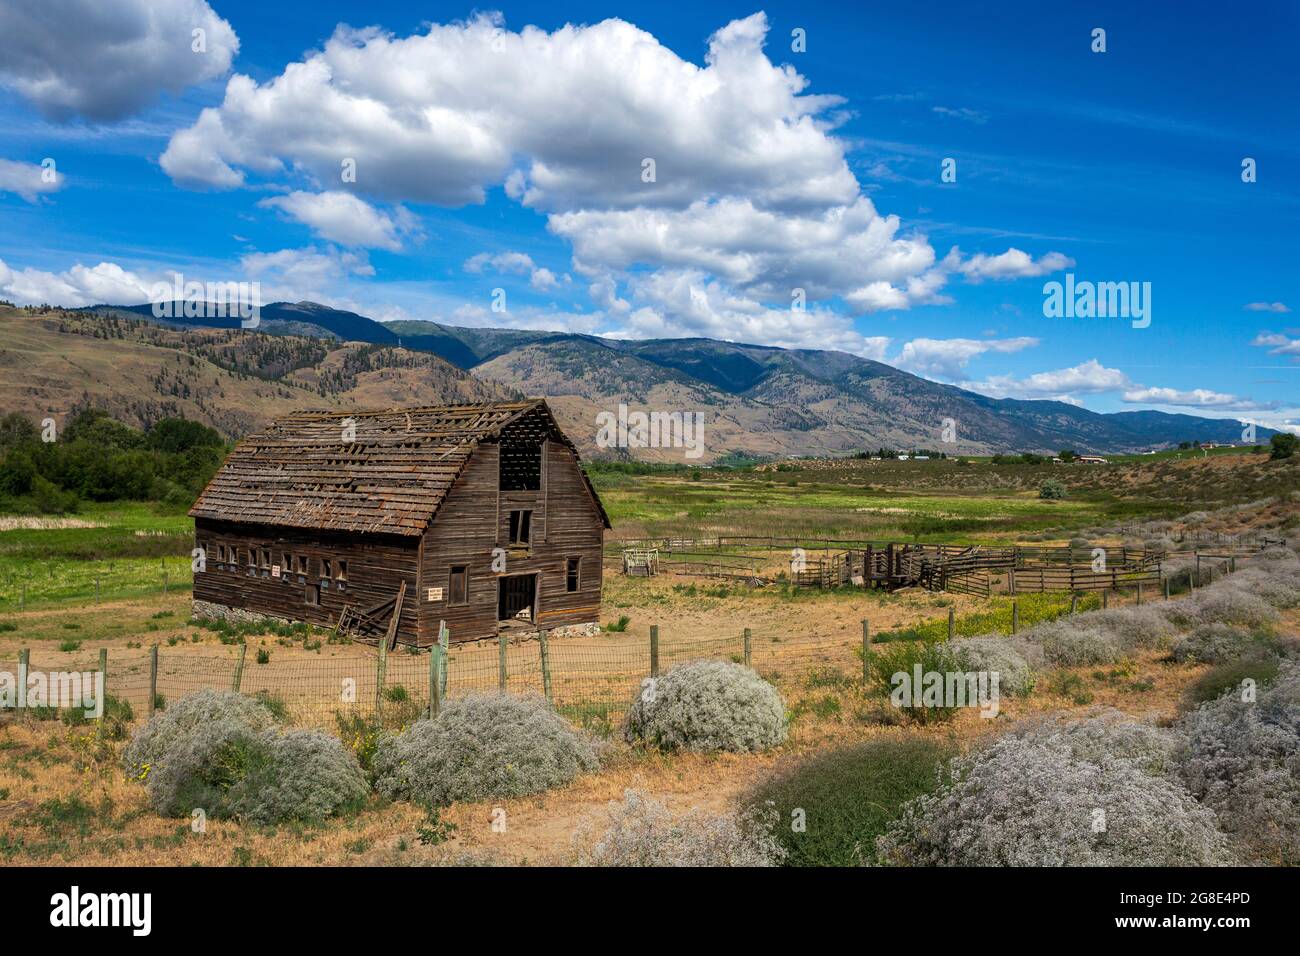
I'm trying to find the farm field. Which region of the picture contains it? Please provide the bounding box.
[1,455,1298,867]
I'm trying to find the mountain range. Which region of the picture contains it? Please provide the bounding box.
[74,301,1269,462]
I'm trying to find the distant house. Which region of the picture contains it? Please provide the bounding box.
[1078,455,1109,464]
[897,455,910,461]
[189,399,610,646]
[913,455,930,461]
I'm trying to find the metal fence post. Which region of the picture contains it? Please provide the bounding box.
[539,628,553,704]
[498,633,508,691]
[650,624,660,677]
[148,645,159,717]
[232,644,247,692]
[743,627,752,668]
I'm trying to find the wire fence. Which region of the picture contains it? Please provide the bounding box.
[3,623,867,734]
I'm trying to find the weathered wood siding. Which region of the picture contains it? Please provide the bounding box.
[193,517,421,644]
[417,441,605,644]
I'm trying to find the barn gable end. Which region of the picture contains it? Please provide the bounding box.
[189,399,608,645]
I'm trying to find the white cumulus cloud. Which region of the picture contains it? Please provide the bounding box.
[0,0,238,122]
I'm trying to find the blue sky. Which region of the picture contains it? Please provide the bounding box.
[0,0,1296,430]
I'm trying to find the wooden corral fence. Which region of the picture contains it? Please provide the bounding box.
[612,534,1174,598]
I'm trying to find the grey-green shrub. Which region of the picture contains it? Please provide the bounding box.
[122,688,277,781]
[1164,588,1278,631]
[623,660,787,752]
[374,693,598,806]
[877,715,1233,866]
[1087,606,1178,652]
[950,634,1036,696]
[574,790,784,867]
[233,728,369,824]
[1176,665,1300,865]
[1172,623,1262,665]
[1028,619,1121,666]
[123,690,366,822]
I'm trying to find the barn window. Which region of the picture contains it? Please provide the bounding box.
[499,443,542,491]
[322,558,333,579]
[281,552,291,574]
[336,560,347,581]
[305,585,319,606]
[566,557,581,592]
[260,548,270,567]
[246,549,256,575]
[297,555,308,574]
[449,565,468,605]
[508,510,532,546]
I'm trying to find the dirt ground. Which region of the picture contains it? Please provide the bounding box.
[5,579,1285,866]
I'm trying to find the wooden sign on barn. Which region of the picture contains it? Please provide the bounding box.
[189,399,610,646]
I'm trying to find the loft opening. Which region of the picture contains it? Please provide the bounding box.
[499,442,542,491]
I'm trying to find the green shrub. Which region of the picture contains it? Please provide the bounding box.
[1183,654,1281,709]
[1173,624,1273,665]
[746,736,956,866]
[623,660,787,752]
[374,693,598,806]
[866,640,961,724]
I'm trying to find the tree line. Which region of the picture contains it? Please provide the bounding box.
[0,409,227,514]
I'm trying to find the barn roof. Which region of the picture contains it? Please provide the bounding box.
[189,399,610,536]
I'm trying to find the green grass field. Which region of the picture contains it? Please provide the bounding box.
[0,502,192,610]
[594,472,1109,542]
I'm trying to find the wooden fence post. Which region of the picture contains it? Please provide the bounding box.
[148,645,159,717]
[947,607,955,640]
[375,633,388,714]
[1070,594,1078,614]
[650,624,660,677]
[1102,590,1109,610]
[18,648,29,708]
[1164,577,1171,600]
[498,633,508,691]
[1011,601,1019,635]
[98,647,108,694]
[429,638,443,719]
[438,620,449,698]
[743,627,752,668]
[539,628,553,704]
[861,620,870,684]
[232,644,247,692]
[1137,581,1144,605]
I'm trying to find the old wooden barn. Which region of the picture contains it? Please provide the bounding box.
[189,399,610,646]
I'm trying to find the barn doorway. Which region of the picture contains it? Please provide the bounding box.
[497,574,537,626]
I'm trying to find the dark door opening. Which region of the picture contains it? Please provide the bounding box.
[498,574,537,624]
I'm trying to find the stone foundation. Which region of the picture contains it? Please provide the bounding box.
[191,599,298,630]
